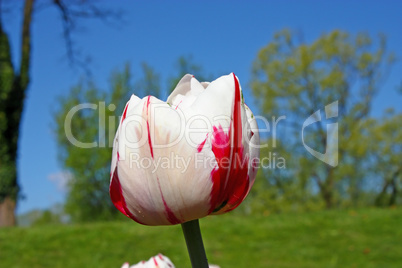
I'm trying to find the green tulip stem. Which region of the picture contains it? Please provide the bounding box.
[181,219,209,268]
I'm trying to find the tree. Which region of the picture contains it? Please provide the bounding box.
[0,0,119,226]
[251,29,394,209]
[0,0,34,227]
[370,111,402,206]
[135,62,162,98]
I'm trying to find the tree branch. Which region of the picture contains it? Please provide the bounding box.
[19,0,34,89]
[52,0,122,74]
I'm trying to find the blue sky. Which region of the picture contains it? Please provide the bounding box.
[3,1,401,214]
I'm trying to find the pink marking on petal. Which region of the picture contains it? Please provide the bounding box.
[233,73,242,149]
[208,74,250,214]
[252,157,258,172]
[153,257,158,266]
[158,254,164,260]
[197,133,208,153]
[147,121,154,158]
[209,126,249,214]
[146,96,154,158]
[175,100,183,110]
[156,178,181,224]
[117,151,120,161]
[121,102,129,123]
[208,126,230,213]
[110,169,143,224]
[146,95,151,109]
[162,196,181,224]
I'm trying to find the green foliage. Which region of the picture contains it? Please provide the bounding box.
[252,29,392,119]
[32,210,63,226]
[17,204,72,226]
[368,111,402,206]
[54,64,133,222]
[251,29,396,209]
[239,143,322,215]
[1,208,401,267]
[135,62,162,98]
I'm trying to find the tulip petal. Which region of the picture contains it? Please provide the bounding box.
[111,95,142,176]
[110,96,166,225]
[110,73,259,225]
[167,74,205,110]
[125,253,175,268]
[112,95,215,225]
[149,103,214,223]
[207,74,251,214]
[245,104,260,193]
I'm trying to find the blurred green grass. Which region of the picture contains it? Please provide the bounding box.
[0,208,401,268]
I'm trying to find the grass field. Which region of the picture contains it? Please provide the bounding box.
[0,208,401,268]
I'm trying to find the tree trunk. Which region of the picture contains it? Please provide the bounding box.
[322,188,333,209]
[375,169,400,207]
[19,0,34,90]
[375,180,390,206]
[322,167,335,209]
[0,0,34,227]
[0,197,16,227]
[389,177,398,206]
[314,170,334,209]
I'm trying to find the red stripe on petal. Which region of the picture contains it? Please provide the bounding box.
[147,120,154,158]
[210,125,249,214]
[146,96,154,158]
[252,157,258,172]
[222,74,250,211]
[197,134,208,153]
[233,73,242,149]
[208,74,250,214]
[209,126,230,213]
[153,257,158,266]
[109,168,144,224]
[223,171,249,213]
[162,195,181,224]
[175,100,183,110]
[121,102,129,123]
[157,178,181,224]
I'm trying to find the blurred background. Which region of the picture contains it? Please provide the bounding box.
[0,1,401,267]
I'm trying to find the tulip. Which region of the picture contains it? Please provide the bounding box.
[120,254,220,268]
[121,253,175,268]
[110,73,259,267]
[110,73,259,225]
